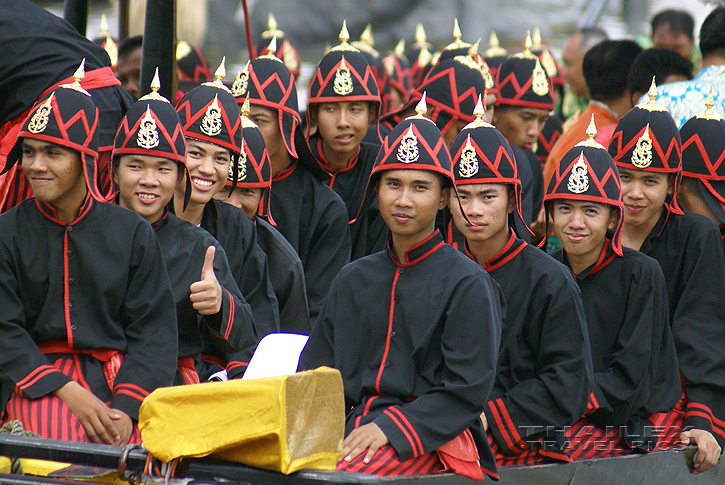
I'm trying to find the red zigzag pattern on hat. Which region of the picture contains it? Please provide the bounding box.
[609,126,681,171]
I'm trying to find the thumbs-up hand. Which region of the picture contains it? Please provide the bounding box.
[190,245,223,315]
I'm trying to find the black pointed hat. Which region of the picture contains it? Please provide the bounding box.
[253,13,301,78]
[225,99,271,190]
[5,60,104,201]
[607,79,683,214]
[546,116,624,255]
[536,114,563,164]
[380,40,412,114]
[496,32,554,110]
[176,41,212,81]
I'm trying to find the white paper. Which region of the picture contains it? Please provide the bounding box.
[242,333,309,380]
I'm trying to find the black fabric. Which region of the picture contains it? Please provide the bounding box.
[476,234,592,456]
[269,161,351,323]
[255,217,310,334]
[641,210,725,446]
[0,198,177,420]
[153,211,256,383]
[300,231,502,472]
[511,144,537,239]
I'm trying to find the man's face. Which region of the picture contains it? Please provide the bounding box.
[248,104,288,176]
[551,199,616,266]
[213,186,264,219]
[493,106,550,151]
[114,154,181,223]
[376,169,449,245]
[619,167,672,228]
[315,101,373,159]
[116,47,142,100]
[562,33,588,97]
[183,138,231,208]
[449,183,513,249]
[22,138,85,209]
[653,24,694,60]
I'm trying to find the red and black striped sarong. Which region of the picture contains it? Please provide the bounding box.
[178,357,200,385]
[4,355,140,444]
[488,433,571,467]
[336,444,445,477]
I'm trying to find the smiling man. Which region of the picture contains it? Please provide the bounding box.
[608,86,725,473]
[173,63,279,380]
[113,76,256,385]
[546,120,680,461]
[300,102,503,480]
[447,100,591,467]
[0,74,176,445]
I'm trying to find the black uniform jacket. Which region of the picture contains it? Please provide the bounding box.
[269,160,351,322]
[471,232,592,456]
[300,230,503,466]
[153,211,256,373]
[0,198,177,420]
[255,216,310,334]
[172,199,279,378]
[641,209,725,446]
[556,245,680,435]
[308,134,387,260]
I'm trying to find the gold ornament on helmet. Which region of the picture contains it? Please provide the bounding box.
[531,27,543,50]
[458,134,479,178]
[137,105,160,149]
[539,49,558,78]
[394,39,405,57]
[484,31,507,57]
[567,152,590,194]
[631,124,653,169]
[445,18,470,50]
[417,45,432,68]
[575,115,605,149]
[464,95,493,130]
[414,23,432,50]
[139,68,170,102]
[696,88,721,121]
[203,58,233,94]
[259,35,284,65]
[640,77,666,112]
[532,58,549,96]
[201,94,223,137]
[352,24,379,57]
[282,41,300,71]
[514,31,537,60]
[176,41,192,60]
[331,20,359,52]
[397,124,420,164]
[262,12,284,39]
[408,92,434,124]
[333,56,354,96]
[60,59,91,96]
[27,93,54,134]
[240,97,257,129]
[229,138,247,181]
[231,61,250,97]
[100,16,118,66]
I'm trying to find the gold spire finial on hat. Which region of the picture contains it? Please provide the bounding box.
[202,58,233,93]
[406,92,433,124]
[532,27,543,49]
[414,23,431,49]
[696,88,722,120]
[641,76,666,112]
[484,31,507,57]
[100,13,109,35]
[332,20,359,52]
[259,35,284,63]
[240,97,257,128]
[60,59,91,96]
[469,38,481,58]
[514,31,537,59]
[575,114,605,149]
[262,12,284,39]
[231,60,250,97]
[418,45,432,68]
[139,67,170,102]
[394,39,405,57]
[360,24,374,47]
[464,94,494,130]
[453,18,462,42]
[446,18,470,50]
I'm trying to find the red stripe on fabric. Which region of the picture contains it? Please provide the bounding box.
[383,408,419,457]
[355,395,381,430]
[224,290,234,340]
[389,406,424,456]
[63,230,73,348]
[17,366,59,389]
[114,387,147,402]
[488,400,518,452]
[226,361,248,371]
[496,399,523,444]
[375,270,400,393]
[114,383,149,398]
[483,230,516,270]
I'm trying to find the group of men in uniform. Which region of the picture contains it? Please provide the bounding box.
[1,0,725,480]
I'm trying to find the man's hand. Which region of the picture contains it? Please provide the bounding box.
[480,411,489,432]
[681,428,722,474]
[54,381,123,445]
[190,246,222,315]
[341,423,389,464]
[109,408,133,446]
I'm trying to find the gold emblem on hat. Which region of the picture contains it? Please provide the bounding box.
[333,56,354,96]
[484,31,507,58]
[632,124,653,169]
[567,152,590,194]
[459,134,479,178]
[282,41,299,71]
[540,50,558,79]
[532,59,549,96]
[231,61,250,97]
[201,94,223,137]
[229,139,248,181]
[696,88,721,121]
[60,59,91,96]
[137,105,160,149]
[27,93,54,134]
[397,124,420,164]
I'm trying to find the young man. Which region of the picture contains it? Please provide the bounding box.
[447,99,592,466]
[627,48,693,107]
[678,93,725,248]
[608,85,725,473]
[547,120,681,460]
[214,99,310,334]
[299,101,503,480]
[233,42,350,322]
[305,24,384,258]
[0,74,177,445]
[173,63,280,380]
[113,75,256,384]
[651,9,697,62]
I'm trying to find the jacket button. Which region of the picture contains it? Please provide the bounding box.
[68,278,74,285]
[398,268,405,274]
[393,296,399,303]
[70,325,77,331]
[68,302,73,308]
[67,226,73,232]
[384,361,390,367]
[390,331,396,338]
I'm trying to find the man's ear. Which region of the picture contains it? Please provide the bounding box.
[608,207,619,231]
[630,91,642,107]
[439,186,451,210]
[176,165,185,187]
[368,103,378,128]
[668,174,676,196]
[308,105,318,124]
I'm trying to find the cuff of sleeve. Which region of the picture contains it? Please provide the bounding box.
[684,402,717,439]
[17,367,71,399]
[112,383,150,421]
[226,361,248,379]
[374,407,423,460]
[485,399,527,455]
